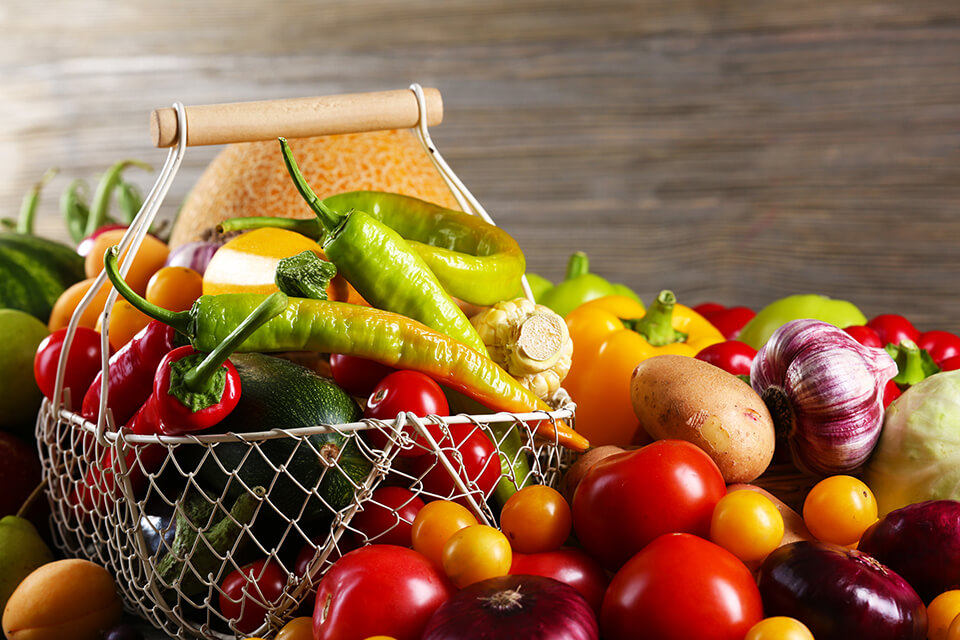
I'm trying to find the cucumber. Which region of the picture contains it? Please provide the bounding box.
[0,233,85,323]
[188,353,369,523]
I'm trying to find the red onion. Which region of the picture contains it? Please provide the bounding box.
[422,574,599,640]
[164,240,221,275]
[750,318,897,475]
[859,500,960,603]
[758,541,927,640]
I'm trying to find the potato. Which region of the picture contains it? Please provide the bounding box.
[2,558,123,640]
[630,354,775,483]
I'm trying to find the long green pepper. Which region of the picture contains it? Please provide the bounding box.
[278,138,489,357]
[217,192,526,307]
[102,247,589,454]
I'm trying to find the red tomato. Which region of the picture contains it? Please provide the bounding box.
[867,314,919,347]
[313,545,455,640]
[844,325,884,349]
[350,486,425,547]
[329,353,395,397]
[918,330,960,367]
[509,547,610,616]
[601,533,764,640]
[694,340,757,377]
[409,424,502,504]
[364,370,450,458]
[572,439,727,570]
[218,558,289,634]
[33,327,111,411]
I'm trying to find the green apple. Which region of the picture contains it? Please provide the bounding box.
[0,515,54,611]
[0,309,49,438]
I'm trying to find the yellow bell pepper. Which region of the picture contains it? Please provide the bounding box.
[564,291,724,448]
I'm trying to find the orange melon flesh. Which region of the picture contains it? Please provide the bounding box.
[169,129,460,247]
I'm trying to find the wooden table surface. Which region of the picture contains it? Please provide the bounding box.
[3,1,960,637]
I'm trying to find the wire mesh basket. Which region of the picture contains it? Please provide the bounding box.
[35,86,577,639]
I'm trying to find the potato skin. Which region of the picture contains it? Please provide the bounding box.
[630,354,775,483]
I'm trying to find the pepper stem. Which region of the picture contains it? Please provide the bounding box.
[564,251,590,280]
[103,246,193,335]
[17,168,59,235]
[181,291,288,394]
[61,179,91,244]
[886,340,940,387]
[84,159,152,237]
[279,137,347,235]
[217,215,322,239]
[622,290,687,346]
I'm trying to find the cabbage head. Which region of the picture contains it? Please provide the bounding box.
[864,370,960,517]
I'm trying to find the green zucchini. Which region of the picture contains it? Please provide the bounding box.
[0,233,85,323]
[189,353,370,523]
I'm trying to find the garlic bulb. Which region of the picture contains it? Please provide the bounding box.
[750,318,898,476]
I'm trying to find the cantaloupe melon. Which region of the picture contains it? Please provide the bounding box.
[168,129,459,247]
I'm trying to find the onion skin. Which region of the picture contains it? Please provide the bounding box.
[750,319,897,476]
[422,574,599,640]
[757,541,927,640]
[164,240,220,275]
[858,500,960,603]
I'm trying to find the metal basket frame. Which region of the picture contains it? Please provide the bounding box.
[36,85,574,639]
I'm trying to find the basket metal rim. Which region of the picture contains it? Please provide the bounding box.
[45,400,575,446]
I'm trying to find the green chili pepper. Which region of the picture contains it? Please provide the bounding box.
[4,168,59,234]
[738,293,868,349]
[60,179,91,244]
[537,251,643,318]
[277,137,488,357]
[83,159,152,237]
[218,192,526,307]
[103,247,589,454]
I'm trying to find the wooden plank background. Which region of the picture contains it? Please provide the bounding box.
[4,0,960,333]
[3,1,960,637]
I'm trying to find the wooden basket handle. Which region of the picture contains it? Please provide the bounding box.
[150,87,443,147]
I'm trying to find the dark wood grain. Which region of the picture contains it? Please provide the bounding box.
[5,2,960,637]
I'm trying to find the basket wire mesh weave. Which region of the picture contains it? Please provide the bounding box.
[36,85,576,639]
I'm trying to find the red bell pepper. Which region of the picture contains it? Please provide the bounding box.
[80,320,178,425]
[843,325,884,349]
[917,330,960,368]
[692,303,755,340]
[867,314,919,347]
[69,291,287,513]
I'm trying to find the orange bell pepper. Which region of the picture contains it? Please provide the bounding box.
[564,291,724,448]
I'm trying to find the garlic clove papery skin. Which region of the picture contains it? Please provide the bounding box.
[750,318,898,476]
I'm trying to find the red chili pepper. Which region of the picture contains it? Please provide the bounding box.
[80,320,178,425]
[917,330,960,368]
[843,325,884,349]
[69,292,287,512]
[867,314,919,347]
[694,341,757,378]
[692,303,756,340]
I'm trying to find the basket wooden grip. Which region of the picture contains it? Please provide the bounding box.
[150,87,443,148]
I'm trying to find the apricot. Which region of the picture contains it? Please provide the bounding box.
[2,558,123,640]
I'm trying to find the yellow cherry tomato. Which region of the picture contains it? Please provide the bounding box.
[710,490,784,563]
[442,524,512,589]
[410,500,478,569]
[928,591,960,640]
[96,298,152,350]
[802,475,878,546]
[275,616,313,640]
[146,265,204,312]
[744,616,815,640]
[84,228,169,295]
[499,485,572,554]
